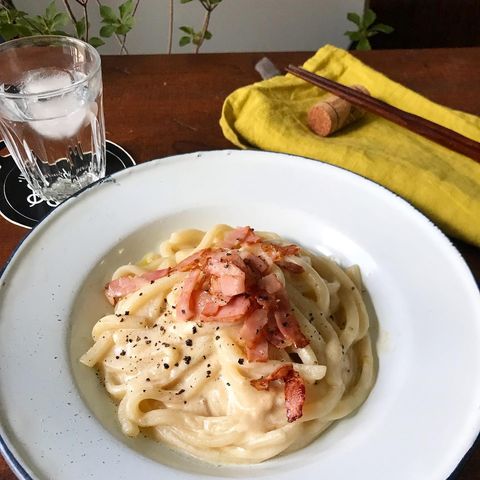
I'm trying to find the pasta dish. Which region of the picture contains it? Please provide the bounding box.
[80,225,375,464]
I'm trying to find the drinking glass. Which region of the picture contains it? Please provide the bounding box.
[0,36,106,203]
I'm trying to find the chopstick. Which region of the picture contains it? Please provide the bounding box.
[286,65,480,163]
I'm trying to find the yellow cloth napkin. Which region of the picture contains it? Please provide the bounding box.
[220,44,480,247]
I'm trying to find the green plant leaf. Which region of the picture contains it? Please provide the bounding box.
[52,12,69,29]
[347,12,361,26]
[356,37,371,50]
[345,8,392,50]
[203,30,212,40]
[362,8,376,28]
[100,24,116,37]
[180,0,194,3]
[16,17,44,36]
[371,23,394,34]
[179,25,194,34]
[119,0,135,19]
[75,18,86,38]
[15,24,33,37]
[116,23,131,35]
[45,1,57,21]
[89,36,105,48]
[12,10,28,20]
[179,35,191,46]
[123,16,135,29]
[13,17,30,34]
[344,30,362,41]
[29,15,48,34]
[0,23,20,41]
[100,5,117,23]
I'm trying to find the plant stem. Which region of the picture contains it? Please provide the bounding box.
[73,0,89,40]
[167,0,173,54]
[120,34,127,54]
[195,7,211,54]
[62,0,78,25]
[83,1,89,41]
[133,0,140,16]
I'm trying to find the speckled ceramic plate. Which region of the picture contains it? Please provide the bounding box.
[0,150,479,480]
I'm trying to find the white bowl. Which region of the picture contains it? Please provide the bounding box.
[1,150,479,480]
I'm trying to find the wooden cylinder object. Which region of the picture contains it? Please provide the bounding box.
[308,85,370,136]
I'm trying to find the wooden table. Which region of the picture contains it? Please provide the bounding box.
[1,48,479,479]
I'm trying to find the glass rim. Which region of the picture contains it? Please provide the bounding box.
[0,35,101,100]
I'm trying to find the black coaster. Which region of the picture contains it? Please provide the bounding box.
[0,140,135,229]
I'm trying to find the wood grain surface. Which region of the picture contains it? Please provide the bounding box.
[1,48,479,480]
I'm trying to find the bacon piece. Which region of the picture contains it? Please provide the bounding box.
[255,291,274,310]
[240,309,269,362]
[276,260,305,274]
[206,251,247,299]
[193,290,221,316]
[141,267,172,282]
[258,273,283,294]
[206,252,245,277]
[176,270,201,321]
[176,249,212,272]
[274,310,309,348]
[278,244,301,256]
[240,309,268,344]
[245,229,261,244]
[241,252,270,275]
[202,301,220,316]
[104,267,172,304]
[246,337,269,362]
[250,364,293,390]
[274,290,309,349]
[250,364,306,422]
[261,243,301,262]
[254,293,302,349]
[265,312,292,349]
[275,310,310,348]
[104,276,149,305]
[203,295,250,322]
[210,275,245,297]
[283,369,306,422]
[226,251,260,288]
[221,226,261,248]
